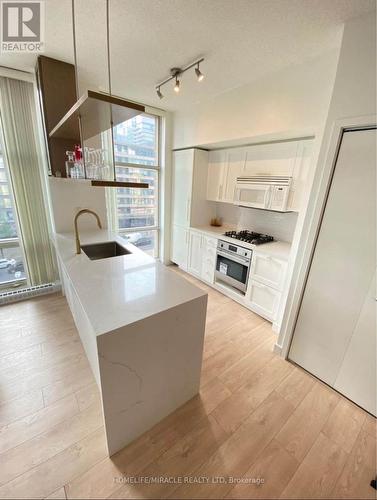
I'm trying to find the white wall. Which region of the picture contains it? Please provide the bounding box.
[278,13,377,354]
[48,178,108,233]
[216,203,298,243]
[172,49,340,150]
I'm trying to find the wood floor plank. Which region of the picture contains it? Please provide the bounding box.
[275,382,339,461]
[109,415,228,499]
[226,439,299,499]
[170,391,294,499]
[362,414,376,438]
[0,393,79,454]
[74,383,101,412]
[280,432,348,499]
[0,427,107,499]
[217,336,277,394]
[1,354,91,403]
[0,401,103,486]
[330,429,376,499]
[275,367,316,408]
[0,344,42,372]
[212,356,293,434]
[323,398,367,453]
[0,389,44,427]
[45,487,67,499]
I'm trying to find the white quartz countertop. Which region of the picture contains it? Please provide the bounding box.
[52,230,207,337]
[191,225,292,260]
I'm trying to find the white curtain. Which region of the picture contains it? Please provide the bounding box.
[0,77,57,285]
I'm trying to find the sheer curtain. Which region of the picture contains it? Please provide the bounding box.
[0,77,57,285]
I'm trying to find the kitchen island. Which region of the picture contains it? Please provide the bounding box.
[53,230,207,456]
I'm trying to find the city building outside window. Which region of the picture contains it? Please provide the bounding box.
[111,113,160,257]
[0,142,27,287]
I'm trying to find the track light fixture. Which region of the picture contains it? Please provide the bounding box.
[155,57,204,99]
[174,76,180,93]
[195,63,204,82]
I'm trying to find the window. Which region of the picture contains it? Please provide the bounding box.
[112,114,160,257]
[0,144,27,287]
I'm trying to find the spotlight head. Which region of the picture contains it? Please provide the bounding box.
[156,87,163,99]
[195,66,204,82]
[174,77,180,93]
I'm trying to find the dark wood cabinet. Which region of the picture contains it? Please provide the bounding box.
[36,56,80,177]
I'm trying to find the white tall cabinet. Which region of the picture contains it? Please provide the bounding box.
[289,128,376,415]
[171,149,215,269]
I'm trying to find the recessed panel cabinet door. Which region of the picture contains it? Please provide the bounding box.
[171,225,189,269]
[289,128,376,414]
[187,231,203,276]
[223,148,246,203]
[207,150,227,202]
[172,150,194,227]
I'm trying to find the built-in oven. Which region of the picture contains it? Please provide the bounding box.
[215,240,252,294]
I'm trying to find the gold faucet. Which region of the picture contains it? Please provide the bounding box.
[74,209,102,254]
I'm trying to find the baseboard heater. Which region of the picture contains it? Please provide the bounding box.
[0,282,61,305]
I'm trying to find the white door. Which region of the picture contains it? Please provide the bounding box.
[187,231,203,276]
[334,270,376,414]
[289,128,376,415]
[207,150,227,202]
[171,225,189,269]
[172,150,193,227]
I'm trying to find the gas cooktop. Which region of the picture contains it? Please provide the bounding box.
[223,230,274,245]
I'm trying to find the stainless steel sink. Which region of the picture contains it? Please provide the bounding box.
[81,241,131,260]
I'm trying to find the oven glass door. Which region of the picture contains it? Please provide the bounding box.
[216,254,249,290]
[235,184,271,208]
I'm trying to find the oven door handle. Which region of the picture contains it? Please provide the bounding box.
[216,249,250,266]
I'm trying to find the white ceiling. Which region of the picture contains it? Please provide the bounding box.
[1,0,375,111]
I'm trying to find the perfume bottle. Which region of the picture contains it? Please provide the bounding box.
[65,151,75,178]
[73,144,85,179]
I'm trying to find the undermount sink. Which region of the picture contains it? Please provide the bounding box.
[81,241,131,260]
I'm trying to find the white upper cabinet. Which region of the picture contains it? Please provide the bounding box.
[207,150,227,202]
[243,141,299,177]
[206,140,313,211]
[172,149,194,227]
[223,148,247,203]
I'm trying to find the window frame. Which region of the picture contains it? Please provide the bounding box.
[111,113,161,258]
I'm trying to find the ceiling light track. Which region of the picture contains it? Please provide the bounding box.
[155,57,204,99]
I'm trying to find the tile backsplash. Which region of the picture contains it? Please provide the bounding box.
[216,203,298,242]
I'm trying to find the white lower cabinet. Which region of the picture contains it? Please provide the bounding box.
[187,231,217,283]
[201,236,217,284]
[246,280,282,321]
[172,227,288,323]
[187,231,203,276]
[251,253,287,290]
[171,225,189,270]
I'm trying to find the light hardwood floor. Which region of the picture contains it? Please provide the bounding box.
[0,268,375,499]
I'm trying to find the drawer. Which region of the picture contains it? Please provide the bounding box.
[250,253,287,291]
[246,280,282,322]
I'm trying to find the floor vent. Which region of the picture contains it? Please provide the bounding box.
[0,282,61,305]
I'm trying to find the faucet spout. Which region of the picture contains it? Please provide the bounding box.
[74,209,102,254]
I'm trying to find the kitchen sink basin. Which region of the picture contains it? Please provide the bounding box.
[81,241,131,260]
